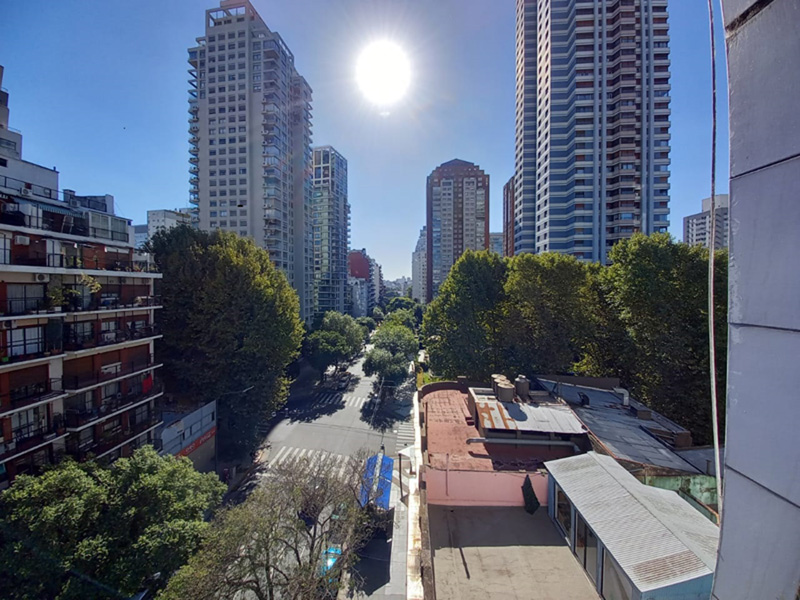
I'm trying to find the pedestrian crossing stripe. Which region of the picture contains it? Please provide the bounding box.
[268,445,357,479]
[395,419,416,448]
[314,393,372,408]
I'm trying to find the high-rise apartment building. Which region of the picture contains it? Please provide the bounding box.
[502,176,516,257]
[0,68,163,487]
[683,194,729,249]
[188,0,314,320]
[411,226,427,304]
[512,0,671,262]
[312,146,349,316]
[426,159,489,302]
[489,232,503,255]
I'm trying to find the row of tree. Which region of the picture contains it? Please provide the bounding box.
[147,226,304,460]
[422,234,727,444]
[363,302,420,386]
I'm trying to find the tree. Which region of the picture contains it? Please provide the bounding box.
[500,253,591,375]
[386,297,415,313]
[592,233,728,444]
[363,347,409,385]
[384,307,416,331]
[371,306,384,322]
[316,312,364,360]
[422,250,508,380]
[0,447,224,600]
[149,226,304,460]
[305,330,349,379]
[355,316,376,333]
[372,323,417,359]
[159,450,382,600]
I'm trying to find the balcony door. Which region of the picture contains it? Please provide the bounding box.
[46,239,62,267]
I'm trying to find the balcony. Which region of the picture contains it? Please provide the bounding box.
[65,413,162,461]
[3,252,159,273]
[63,354,160,391]
[65,379,164,429]
[0,378,64,416]
[63,323,160,352]
[0,418,66,462]
[0,329,63,367]
[63,295,161,314]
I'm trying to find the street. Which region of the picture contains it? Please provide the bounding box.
[230,349,416,599]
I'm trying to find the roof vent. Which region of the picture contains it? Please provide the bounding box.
[579,392,591,407]
[613,387,630,407]
[497,382,515,403]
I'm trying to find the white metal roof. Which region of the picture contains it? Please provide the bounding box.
[471,388,586,435]
[545,452,719,592]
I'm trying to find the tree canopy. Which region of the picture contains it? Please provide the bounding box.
[305,312,366,377]
[0,447,224,600]
[159,450,382,600]
[372,323,417,359]
[148,225,304,460]
[422,235,728,444]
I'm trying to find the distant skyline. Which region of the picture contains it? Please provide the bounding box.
[0,1,728,279]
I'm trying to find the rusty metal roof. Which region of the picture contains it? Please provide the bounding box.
[470,387,586,436]
[545,452,719,592]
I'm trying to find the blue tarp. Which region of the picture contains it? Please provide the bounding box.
[360,453,394,511]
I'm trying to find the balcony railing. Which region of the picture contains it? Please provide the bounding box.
[0,203,131,244]
[0,416,65,461]
[63,324,160,352]
[0,378,63,412]
[65,379,164,428]
[63,354,159,391]
[63,295,161,313]
[4,252,159,273]
[3,296,51,316]
[0,331,63,366]
[65,413,162,460]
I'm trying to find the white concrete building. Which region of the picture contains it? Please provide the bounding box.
[683,194,729,249]
[188,0,314,320]
[512,0,671,262]
[147,209,192,241]
[411,226,427,304]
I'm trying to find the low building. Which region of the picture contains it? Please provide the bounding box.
[156,400,216,473]
[545,452,719,600]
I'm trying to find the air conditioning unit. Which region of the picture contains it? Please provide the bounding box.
[0,321,14,330]
[115,392,123,400]
[34,273,50,283]
[20,188,33,197]
[14,235,30,246]
[68,199,81,207]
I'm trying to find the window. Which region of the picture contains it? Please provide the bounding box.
[555,484,573,542]
[8,326,44,357]
[602,550,633,600]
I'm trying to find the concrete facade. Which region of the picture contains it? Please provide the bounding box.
[147,209,192,242]
[188,0,314,321]
[411,226,427,304]
[513,0,671,262]
[425,159,489,302]
[712,2,800,598]
[683,194,729,249]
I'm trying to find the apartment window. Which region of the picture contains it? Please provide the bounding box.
[210,221,217,227]
[239,168,247,174]
[240,220,247,227]
[210,211,218,217]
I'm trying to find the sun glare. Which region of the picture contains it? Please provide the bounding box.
[356,40,411,107]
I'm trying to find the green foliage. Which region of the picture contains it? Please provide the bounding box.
[501,253,591,375]
[521,475,540,515]
[159,450,378,600]
[149,225,304,460]
[372,323,417,359]
[355,316,377,333]
[364,347,409,385]
[422,235,728,445]
[422,250,508,380]
[305,312,365,377]
[386,296,415,313]
[371,306,384,321]
[384,307,416,330]
[0,447,224,600]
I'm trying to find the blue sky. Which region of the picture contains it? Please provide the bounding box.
[0,0,728,279]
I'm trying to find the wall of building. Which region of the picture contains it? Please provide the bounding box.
[713,1,800,599]
[424,468,548,507]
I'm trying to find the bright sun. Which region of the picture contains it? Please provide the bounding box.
[356,40,411,107]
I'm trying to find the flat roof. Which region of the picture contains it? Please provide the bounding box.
[430,506,600,600]
[424,388,559,472]
[470,387,587,436]
[540,380,699,473]
[546,452,719,592]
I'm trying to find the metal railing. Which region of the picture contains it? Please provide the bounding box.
[65,379,163,428]
[0,331,63,365]
[65,413,161,460]
[1,378,63,411]
[63,324,160,351]
[63,354,159,391]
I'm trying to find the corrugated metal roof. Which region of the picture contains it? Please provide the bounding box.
[471,389,586,435]
[545,452,719,592]
[540,380,699,473]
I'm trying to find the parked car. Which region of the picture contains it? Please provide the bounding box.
[337,375,350,391]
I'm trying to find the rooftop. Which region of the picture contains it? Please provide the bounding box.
[469,387,587,436]
[424,388,577,472]
[430,505,599,600]
[541,379,699,473]
[545,452,719,592]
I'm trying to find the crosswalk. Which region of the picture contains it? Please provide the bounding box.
[313,392,373,409]
[394,418,416,450]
